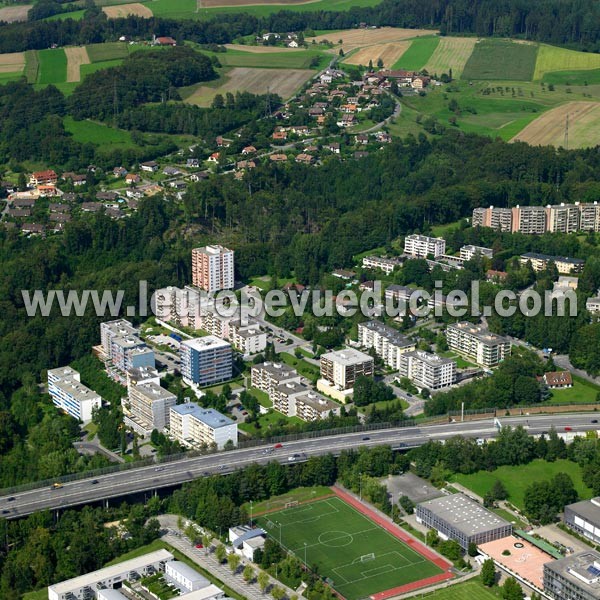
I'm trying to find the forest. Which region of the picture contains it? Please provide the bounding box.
[2,0,600,54]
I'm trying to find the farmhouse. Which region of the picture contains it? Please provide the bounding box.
[154,36,176,46]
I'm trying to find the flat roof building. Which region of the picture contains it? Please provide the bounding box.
[164,560,210,592]
[48,549,174,600]
[358,320,416,370]
[404,234,446,259]
[180,336,232,387]
[47,367,102,423]
[544,551,600,600]
[460,245,494,261]
[251,362,301,396]
[398,350,457,390]
[124,376,177,437]
[416,493,512,550]
[565,497,600,546]
[319,348,374,391]
[192,245,234,293]
[170,403,237,449]
[520,252,585,274]
[446,322,511,368]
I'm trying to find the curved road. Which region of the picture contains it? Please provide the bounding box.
[1,413,598,519]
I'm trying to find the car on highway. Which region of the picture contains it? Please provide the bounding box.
[242,411,248,416]
[50,483,62,490]
[195,543,203,549]
[2,510,9,515]
[592,419,598,424]
[362,436,370,441]
[7,497,14,502]
[406,393,413,398]
[288,453,301,462]
[274,443,283,449]
[565,426,573,431]
[154,467,164,472]
[91,480,99,485]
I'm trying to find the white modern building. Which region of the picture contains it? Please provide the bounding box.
[398,350,457,390]
[123,366,176,437]
[229,526,266,560]
[319,348,374,392]
[192,245,234,293]
[250,362,301,396]
[271,381,340,421]
[180,336,232,387]
[47,366,102,423]
[446,322,511,368]
[404,234,446,259]
[164,560,209,592]
[361,255,403,274]
[169,403,237,449]
[459,245,493,261]
[587,296,600,314]
[357,320,416,369]
[48,549,174,600]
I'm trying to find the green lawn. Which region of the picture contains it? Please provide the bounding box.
[451,459,593,511]
[430,219,467,238]
[462,39,538,81]
[44,8,86,21]
[64,116,136,147]
[80,59,124,78]
[534,43,600,81]
[0,71,23,84]
[243,485,334,515]
[247,386,272,408]
[257,496,444,600]
[545,375,600,405]
[542,68,600,86]
[393,36,440,70]
[419,579,501,599]
[37,48,67,84]
[279,352,320,380]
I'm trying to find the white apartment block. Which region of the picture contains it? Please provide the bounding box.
[229,321,267,355]
[362,255,403,274]
[124,366,176,437]
[47,367,102,423]
[587,296,600,314]
[357,320,416,370]
[472,206,512,232]
[515,205,547,234]
[191,245,234,293]
[48,549,174,600]
[164,561,210,593]
[460,245,494,261]
[446,322,511,368]
[271,381,340,421]
[404,234,446,258]
[100,319,138,356]
[398,350,457,390]
[319,348,374,390]
[169,403,237,449]
[520,252,585,274]
[547,203,580,234]
[180,336,232,387]
[153,285,203,328]
[100,319,154,378]
[250,362,301,396]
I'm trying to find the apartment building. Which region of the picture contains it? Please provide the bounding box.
[357,320,416,369]
[169,403,237,449]
[100,319,155,379]
[180,336,232,387]
[580,202,600,231]
[29,169,58,187]
[520,252,585,274]
[191,245,234,293]
[100,319,139,356]
[513,205,547,234]
[547,202,581,233]
[459,245,494,261]
[124,366,176,437]
[229,321,267,355]
[47,366,102,423]
[250,362,301,396]
[153,285,202,328]
[398,350,457,390]
[446,322,511,368]
[272,381,340,421]
[587,296,600,313]
[404,234,446,258]
[564,497,600,546]
[544,551,600,600]
[319,348,374,390]
[472,206,512,232]
[362,255,403,274]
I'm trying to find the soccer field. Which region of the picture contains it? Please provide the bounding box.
[257,496,445,600]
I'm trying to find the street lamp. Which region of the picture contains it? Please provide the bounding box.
[304,542,307,567]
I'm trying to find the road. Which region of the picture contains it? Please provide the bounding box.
[1,413,598,519]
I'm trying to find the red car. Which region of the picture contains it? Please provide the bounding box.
[195,543,203,549]
[564,426,572,432]
[274,443,283,449]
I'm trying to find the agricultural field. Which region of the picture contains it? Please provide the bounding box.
[256,494,447,600]
[534,43,600,81]
[308,27,434,54]
[344,41,410,68]
[44,8,86,21]
[213,47,327,69]
[102,2,153,17]
[451,459,593,511]
[86,42,131,62]
[423,36,478,78]
[0,4,31,22]
[392,36,439,70]
[37,48,67,85]
[511,101,600,148]
[462,39,538,81]
[64,47,90,82]
[0,52,25,84]
[183,66,312,106]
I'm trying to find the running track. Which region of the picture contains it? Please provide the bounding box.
[332,486,454,599]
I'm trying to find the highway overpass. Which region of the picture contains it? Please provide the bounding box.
[1,413,598,519]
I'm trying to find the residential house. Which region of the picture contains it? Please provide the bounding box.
[186,158,200,168]
[96,191,119,202]
[295,153,313,164]
[125,173,140,185]
[81,202,103,212]
[327,142,340,154]
[355,134,369,145]
[140,161,158,173]
[287,40,299,48]
[113,166,128,178]
[542,371,573,389]
[338,114,357,127]
[29,169,57,186]
[7,208,31,218]
[21,223,45,235]
[272,130,287,140]
[207,152,220,163]
[270,153,288,162]
[163,166,183,176]
[309,107,325,117]
[241,146,256,155]
[154,36,176,46]
[236,160,256,170]
[49,203,70,213]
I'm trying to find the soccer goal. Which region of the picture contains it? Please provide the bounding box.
[359,553,375,563]
[266,520,275,529]
[285,500,299,509]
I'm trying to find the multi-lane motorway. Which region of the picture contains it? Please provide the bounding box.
[1,413,598,519]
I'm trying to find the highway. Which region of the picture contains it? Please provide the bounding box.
[1,413,598,519]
